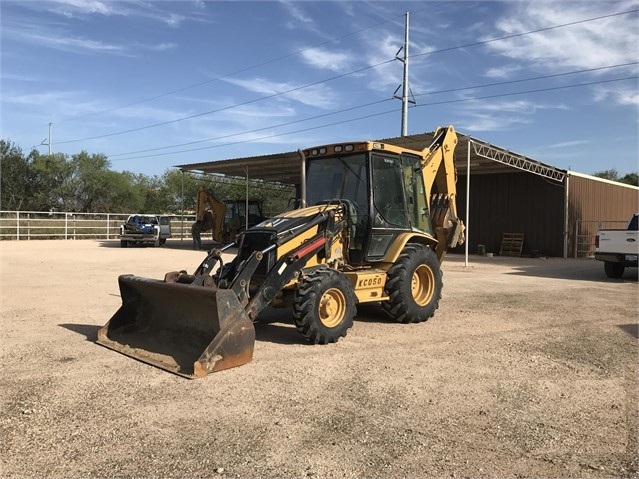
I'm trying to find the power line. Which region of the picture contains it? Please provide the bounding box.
[108,62,635,159]
[54,59,395,145]
[409,9,638,60]
[48,17,401,127]
[109,75,637,163]
[54,8,638,146]
[412,62,638,97]
[412,75,638,109]
[107,98,394,158]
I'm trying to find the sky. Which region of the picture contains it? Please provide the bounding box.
[1,0,638,177]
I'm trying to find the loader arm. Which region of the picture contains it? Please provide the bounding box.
[96,206,346,379]
[243,209,343,321]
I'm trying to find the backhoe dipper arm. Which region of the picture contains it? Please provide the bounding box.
[420,125,465,261]
[196,185,226,242]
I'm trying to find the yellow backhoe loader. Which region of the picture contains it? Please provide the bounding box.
[97,126,465,378]
[221,198,268,243]
[194,187,267,244]
[194,186,226,243]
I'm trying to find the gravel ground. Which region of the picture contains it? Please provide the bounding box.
[1,239,637,479]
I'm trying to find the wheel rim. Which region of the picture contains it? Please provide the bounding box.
[319,287,346,328]
[412,264,435,306]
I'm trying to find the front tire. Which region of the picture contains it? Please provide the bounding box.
[604,261,624,278]
[120,240,128,248]
[382,243,443,323]
[293,267,357,344]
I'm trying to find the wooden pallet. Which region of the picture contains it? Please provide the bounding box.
[500,233,524,257]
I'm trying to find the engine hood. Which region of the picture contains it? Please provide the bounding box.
[252,204,339,236]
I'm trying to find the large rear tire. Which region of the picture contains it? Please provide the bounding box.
[382,243,442,323]
[293,267,357,344]
[604,261,624,278]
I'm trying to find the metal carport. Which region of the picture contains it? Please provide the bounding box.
[176,129,636,261]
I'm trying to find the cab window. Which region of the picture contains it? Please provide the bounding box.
[371,154,408,227]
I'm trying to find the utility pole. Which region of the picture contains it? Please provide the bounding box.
[40,123,52,154]
[393,11,415,137]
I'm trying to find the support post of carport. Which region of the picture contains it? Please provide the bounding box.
[465,140,471,267]
[244,166,249,231]
[181,169,185,246]
[298,149,307,207]
[563,173,570,258]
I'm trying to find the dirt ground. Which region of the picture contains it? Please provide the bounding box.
[1,239,637,479]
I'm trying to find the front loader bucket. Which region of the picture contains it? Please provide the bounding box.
[97,275,255,378]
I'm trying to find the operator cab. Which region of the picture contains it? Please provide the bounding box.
[304,142,435,264]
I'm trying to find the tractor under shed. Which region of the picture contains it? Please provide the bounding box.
[176,129,638,259]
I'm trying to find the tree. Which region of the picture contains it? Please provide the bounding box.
[593,169,619,181]
[620,172,638,186]
[60,151,145,212]
[593,169,638,186]
[0,140,36,210]
[30,151,74,211]
[103,170,146,213]
[1,138,296,214]
[158,169,201,213]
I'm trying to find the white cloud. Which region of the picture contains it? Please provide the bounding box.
[540,139,591,149]
[46,0,116,16]
[300,47,354,72]
[165,13,185,27]
[456,112,531,132]
[279,0,313,25]
[363,32,403,91]
[141,42,178,52]
[1,73,40,82]
[2,21,129,55]
[467,99,555,114]
[485,65,523,80]
[2,20,177,56]
[223,77,339,109]
[18,0,203,27]
[227,104,296,119]
[40,32,127,54]
[486,2,639,72]
[113,104,184,121]
[593,83,639,106]
[482,2,639,108]
[4,90,109,118]
[454,97,568,132]
[3,88,195,126]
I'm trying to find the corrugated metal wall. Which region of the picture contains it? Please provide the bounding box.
[567,173,639,257]
[450,171,638,258]
[453,172,565,257]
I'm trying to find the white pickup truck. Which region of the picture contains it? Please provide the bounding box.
[595,213,638,278]
[119,215,172,247]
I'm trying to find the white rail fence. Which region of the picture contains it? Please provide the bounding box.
[0,211,196,241]
[574,219,629,258]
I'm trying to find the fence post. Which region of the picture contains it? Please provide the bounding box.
[106,213,110,239]
[16,211,20,241]
[27,213,30,241]
[65,213,68,240]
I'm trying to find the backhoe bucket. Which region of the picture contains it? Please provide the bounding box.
[97,274,255,378]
